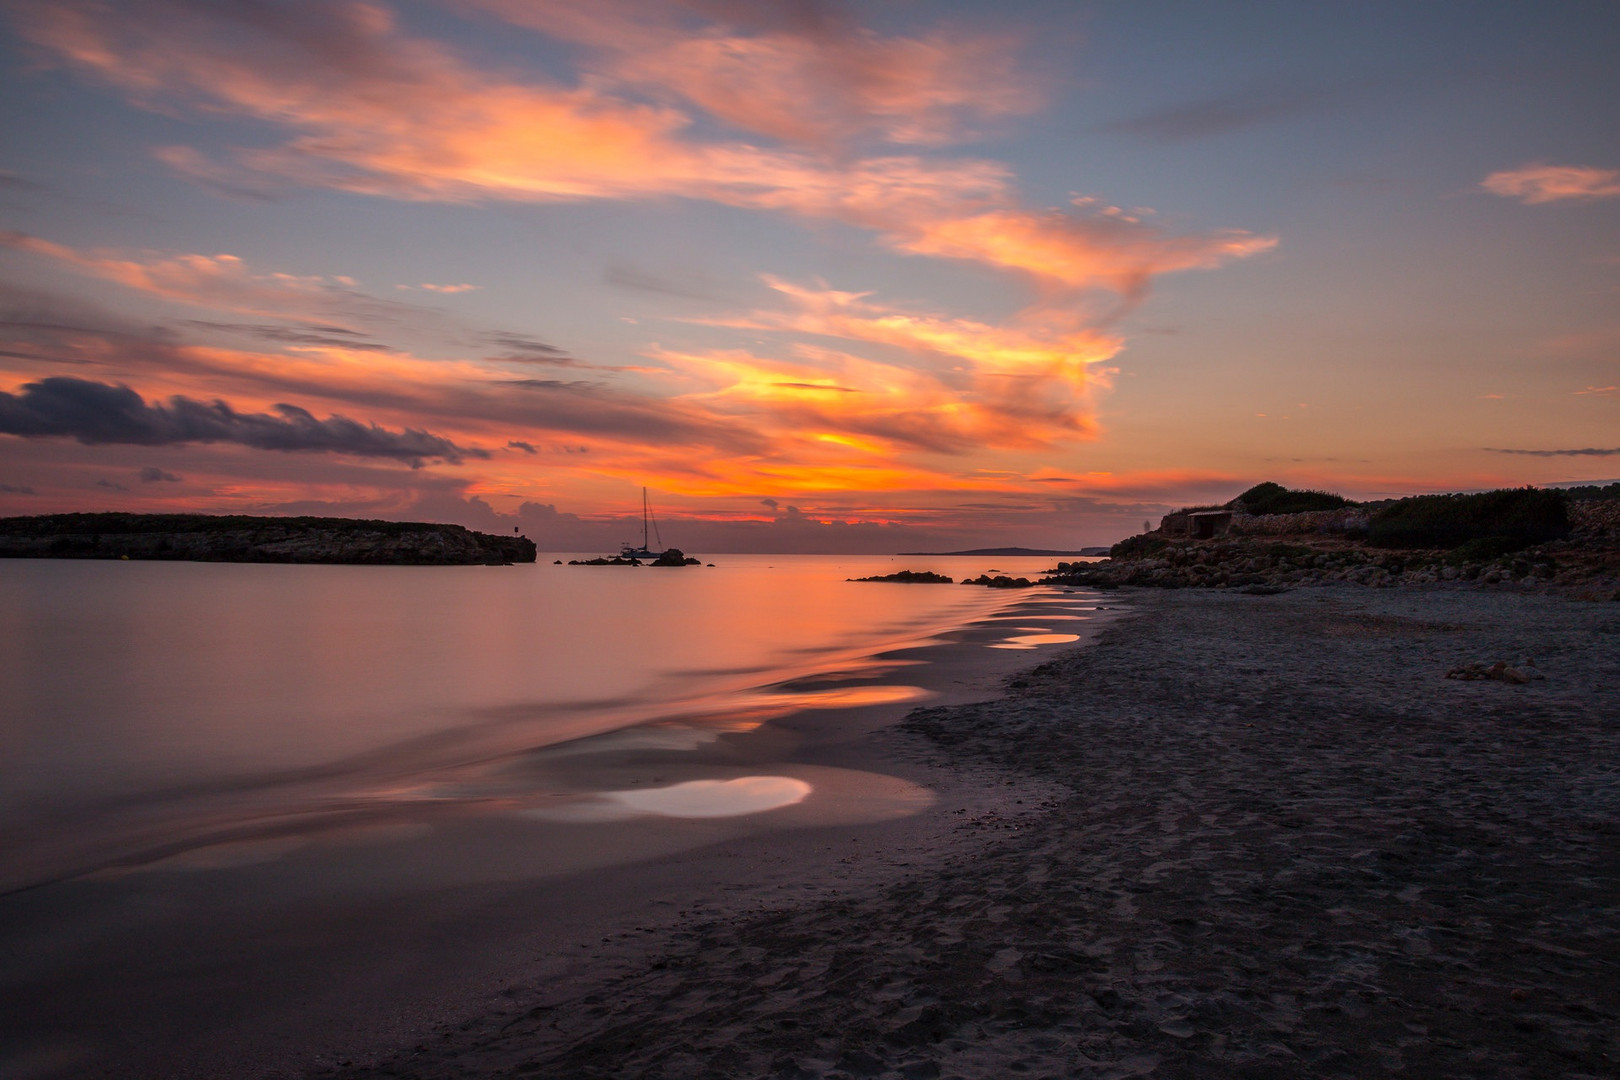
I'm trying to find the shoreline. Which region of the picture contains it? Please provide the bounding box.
[0,586,1114,1080]
[320,584,1618,1080]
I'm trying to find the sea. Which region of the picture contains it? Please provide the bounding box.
[0,554,1101,896]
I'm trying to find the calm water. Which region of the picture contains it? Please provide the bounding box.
[0,554,1085,892]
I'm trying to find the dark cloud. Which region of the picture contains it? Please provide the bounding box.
[96,478,129,490]
[605,264,728,303]
[0,171,44,192]
[183,320,397,352]
[501,378,580,391]
[0,377,487,467]
[481,332,585,367]
[773,381,860,392]
[506,440,538,454]
[0,280,181,344]
[0,482,36,494]
[138,466,183,482]
[1486,446,1620,457]
[1105,81,1333,141]
[485,332,565,356]
[2,301,762,455]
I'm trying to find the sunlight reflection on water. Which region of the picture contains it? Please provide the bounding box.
[990,632,1081,650]
[529,776,814,822]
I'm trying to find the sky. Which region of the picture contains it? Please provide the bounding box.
[0,0,1616,552]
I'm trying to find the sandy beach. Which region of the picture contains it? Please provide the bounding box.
[314,584,1620,1080]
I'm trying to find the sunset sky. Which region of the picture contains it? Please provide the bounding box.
[1,0,1616,551]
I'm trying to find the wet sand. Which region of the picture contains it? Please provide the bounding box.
[317,586,1620,1080]
[0,591,1109,1080]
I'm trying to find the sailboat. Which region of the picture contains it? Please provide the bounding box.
[619,487,665,561]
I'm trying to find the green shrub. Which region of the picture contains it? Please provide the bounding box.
[1232,482,1352,515]
[1368,487,1569,550]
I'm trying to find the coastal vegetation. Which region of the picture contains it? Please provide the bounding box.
[1052,483,1618,599]
[1366,487,1570,550]
[1232,481,1352,515]
[0,512,536,565]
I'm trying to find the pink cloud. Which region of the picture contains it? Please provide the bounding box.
[466,0,1043,148]
[1481,163,1620,204]
[11,0,1271,299]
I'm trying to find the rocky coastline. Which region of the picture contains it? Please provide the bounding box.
[1047,492,1620,601]
[0,512,537,565]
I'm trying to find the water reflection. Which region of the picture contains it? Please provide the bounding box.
[0,557,1104,890]
[990,632,1081,650]
[530,776,813,822]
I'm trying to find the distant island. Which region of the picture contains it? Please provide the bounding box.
[897,546,1110,557]
[0,513,537,565]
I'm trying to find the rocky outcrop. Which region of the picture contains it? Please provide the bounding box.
[569,548,702,566]
[961,574,1036,588]
[0,513,536,565]
[1046,503,1620,600]
[849,570,953,583]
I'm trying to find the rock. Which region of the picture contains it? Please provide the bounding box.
[1445,661,1542,684]
[961,574,1035,588]
[849,570,953,583]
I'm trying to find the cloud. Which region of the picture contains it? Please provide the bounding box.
[0,376,486,466]
[606,264,728,303]
[465,0,1044,148]
[1481,163,1620,204]
[889,208,1276,297]
[1105,81,1332,141]
[506,440,536,453]
[0,482,37,494]
[1485,446,1620,457]
[672,278,1121,457]
[400,283,479,294]
[9,0,1270,298]
[182,320,396,352]
[0,231,437,338]
[479,331,592,367]
[0,170,44,192]
[138,466,182,482]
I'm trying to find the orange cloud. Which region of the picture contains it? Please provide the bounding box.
[466,0,1043,148]
[403,283,480,294]
[0,231,367,321]
[894,209,1279,295]
[1481,163,1620,204]
[726,278,1120,381]
[12,0,1270,298]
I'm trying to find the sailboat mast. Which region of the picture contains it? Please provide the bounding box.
[642,487,649,549]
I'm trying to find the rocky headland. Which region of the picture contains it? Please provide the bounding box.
[1047,483,1620,600]
[849,570,955,583]
[0,512,537,565]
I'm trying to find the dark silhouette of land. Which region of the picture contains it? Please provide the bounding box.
[0,513,536,564]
